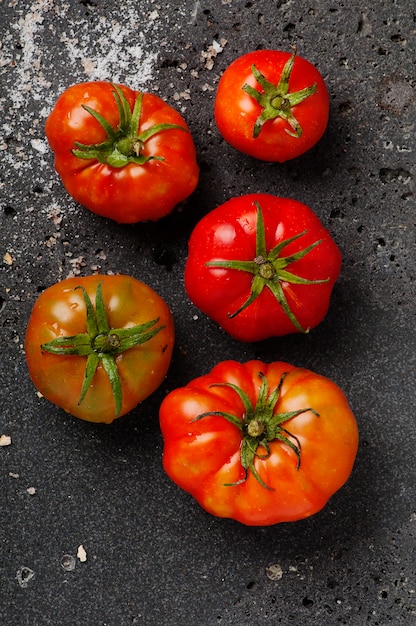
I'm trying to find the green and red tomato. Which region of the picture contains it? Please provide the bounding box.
[25,274,174,423]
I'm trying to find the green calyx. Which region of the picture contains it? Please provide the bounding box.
[72,84,188,167]
[193,371,319,490]
[206,202,329,333]
[242,49,317,138]
[41,283,164,416]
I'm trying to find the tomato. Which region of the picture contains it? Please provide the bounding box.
[214,49,329,162]
[184,193,341,342]
[45,81,199,223]
[25,275,174,424]
[159,360,358,526]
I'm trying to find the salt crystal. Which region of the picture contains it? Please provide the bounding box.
[266,563,283,580]
[0,434,12,446]
[77,544,87,562]
[61,554,76,571]
[16,566,35,588]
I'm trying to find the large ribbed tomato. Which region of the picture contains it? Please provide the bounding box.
[160,360,358,526]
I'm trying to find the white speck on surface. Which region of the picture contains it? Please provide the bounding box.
[189,0,201,24]
[77,544,87,562]
[3,253,13,266]
[0,434,12,446]
[30,138,48,154]
[26,486,37,495]
[212,39,224,54]
[67,256,87,277]
[16,566,35,588]
[61,554,76,571]
[201,38,227,70]
[266,563,284,580]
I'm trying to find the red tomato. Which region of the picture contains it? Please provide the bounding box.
[184,193,341,342]
[25,275,175,423]
[214,49,329,162]
[160,360,358,526]
[45,81,199,223]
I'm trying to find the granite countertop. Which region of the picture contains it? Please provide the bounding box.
[1,1,415,624]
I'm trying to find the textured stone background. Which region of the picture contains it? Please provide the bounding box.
[1,1,415,624]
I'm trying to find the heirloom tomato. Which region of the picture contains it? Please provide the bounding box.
[25,275,174,424]
[184,193,341,342]
[45,81,199,223]
[214,49,329,162]
[160,360,358,526]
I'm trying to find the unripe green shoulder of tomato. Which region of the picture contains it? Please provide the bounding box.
[25,275,175,423]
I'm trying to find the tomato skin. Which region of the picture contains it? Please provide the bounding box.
[184,193,342,342]
[45,82,199,223]
[214,50,329,162]
[25,275,175,424]
[160,360,358,526]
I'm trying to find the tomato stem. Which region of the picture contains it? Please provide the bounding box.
[242,49,317,138]
[205,202,329,333]
[72,84,188,168]
[193,372,319,490]
[41,283,164,415]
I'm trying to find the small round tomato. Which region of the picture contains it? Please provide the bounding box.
[214,49,329,162]
[45,81,199,223]
[184,193,341,342]
[25,275,174,424]
[160,360,358,526]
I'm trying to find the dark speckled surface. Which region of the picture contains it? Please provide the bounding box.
[1,1,415,624]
